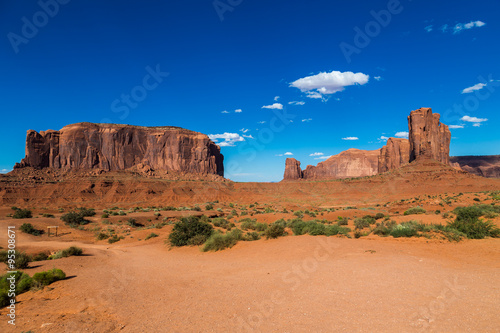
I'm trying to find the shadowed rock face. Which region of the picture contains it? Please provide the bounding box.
[303,149,380,180]
[408,107,451,165]
[283,158,303,180]
[450,155,500,178]
[15,123,224,176]
[378,138,410,173]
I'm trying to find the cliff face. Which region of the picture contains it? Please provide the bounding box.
[378,138,410,173]
[282,107,453,181]
[303,149,380,180]
[449,155,500,178]
[15,123,224,176]
[283,158,303,180]
[408,107,451,165]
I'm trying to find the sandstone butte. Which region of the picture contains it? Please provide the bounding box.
[283,107,499,180]
[14,123,224,177]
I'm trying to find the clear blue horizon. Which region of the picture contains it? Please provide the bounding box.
[1,0,499,181]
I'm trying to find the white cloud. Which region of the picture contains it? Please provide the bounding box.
[395,131,409,139]
[221,110,230,114]
[302,118,312,122]
[209,133,245,147]
[290,70,369,99]
[240,128,249,133]
[315,155,332,160]
[374,76,382,81]
[274,96,280,101]
[461,116,488,123]
[284,152,293,156]
[424,25,433,32]
[289,101,305,105]
[306,91,324,99]
[473,123,482,127]
[309,152,324,157]
[257,121,266,124]
[342,137,359,141]
[0,169,11,174]
[235,109,242,113]
[378,136,389,142]
[242,134,254,139]
[453,20,486,34]
[262,103,283,110]
[449,125,465,129]
[462,83,487,94]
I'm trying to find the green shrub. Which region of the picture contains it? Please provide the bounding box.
[473,197,480,202]
[390,223,419,238]
[337,217,349,226]
[212,218,235,230]
[61,211,88,227]
[354,216,375,230]
[102,213,109,218]
[20,223,43,236]
[127,218,140,227]
[0,250,31,269]
[32,268,66,288]
[244,232,261,241]
[12,208,32,219]
[264,224,286,239]
[202,229,244,252]
[32,252,49,261]
[42,213,55,218]
[205,204,214,210]
[374,213,385,220]
[49,246,83,260]
[96,232,110,240]
[108,235,124,244]
[404,207,426,216]
[169,216,214,247]
[448,217,500,239]
[145,233,159,241]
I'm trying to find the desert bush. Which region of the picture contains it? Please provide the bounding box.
[403,207,426,216]
[102,213,109,218]
[390,222,419,238]
[42,213,55,218]
[20,223,43,236]
[49,246,83,260]
[61,211,89,227]
[31,252,49,261]
[0,250,31,269]
[337,217,349,226]
[202,229,244,252]
[169,216,214,247]
[12,208,32,219]
[354,216,375,230]
[32,268,66,289]
[108,235,124,244]
[448,208,500,239]
[212,218,235,230]
[96,232,110,240]
[205,204,214,210]
[374,213,385,220]
[264,224,286,239]
[0,271,33,307]
[145,233,159,241]
[127,218,142,227]
[244,232,261,241]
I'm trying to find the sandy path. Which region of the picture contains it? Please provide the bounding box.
[2,236,499,332]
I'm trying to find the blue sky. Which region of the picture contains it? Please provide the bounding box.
[0,0,499,181]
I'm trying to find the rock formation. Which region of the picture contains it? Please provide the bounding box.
[283,158,303,180]
[408,107,451,165]
[15,123,224,177]
[282,107,453,181]
[449,155,500,178]
[378,138,410,173]
[302,149,380,180]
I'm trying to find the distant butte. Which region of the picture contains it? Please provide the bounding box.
[283,107,498,180]
[14,122,224,177]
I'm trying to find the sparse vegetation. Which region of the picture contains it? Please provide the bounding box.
[12,208,32,219]
[145,233,159,240]
[0,250,31,269]
[48,246,83,260]
[448,206,500,239]
[169,216,214,247]
[264,223,286,239]
[202,229,244,252]
[20,223,43,236]
[403,207,426,216]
